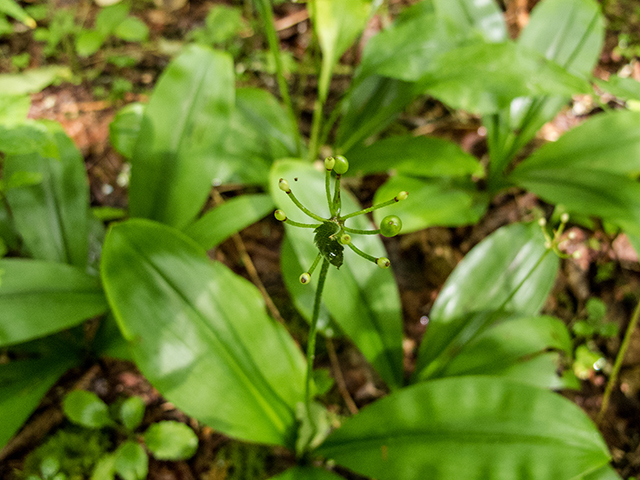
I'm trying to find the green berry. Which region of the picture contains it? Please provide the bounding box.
[274,210,287,221]
[376,257,391,269]
[396,191,408,201]
[339,233,351,245]
[380,215,402,237]
[299,273,311,284]
[333,155,349,175]
[325,157,335,171]
[278,178,290,193]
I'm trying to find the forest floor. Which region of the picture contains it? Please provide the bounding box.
[3,0,640,478]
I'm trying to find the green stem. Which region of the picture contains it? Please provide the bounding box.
[287,190,328,223]
[343,226,381,235]
[255,0,302,157]
[598,297,640,425]
[285,219,321,229]
[332,175,342,215]
[347,242,377,263]
[326,169,335,217]
[305,258,330,431]
[341,196,398,221]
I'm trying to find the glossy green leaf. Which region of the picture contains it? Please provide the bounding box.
[63,390,113,429]
[268,467,346,480]
[0,66,72,96]
[184,194,274,250]
[495,351,568,389]
[114,17,148,42]
[309,0,371,100]
[578,465,623,480]
[270,160,404,389]
[372,175,488,233]
[509,167,640,238]
[215,88,302,185]
[0,259,107,346]
[120,396,145,431]
[336,76,419,153]
[486,0,604,173]
[422,41,591,115]
[101,219,306,447]
[109,102,144,159]
[4,123,89,267]
[114,440,148,480]
[515,110,640,176]
[318,377,610,480]
[143,421,198,460]
[129,45,234,228]
[413,222,559,380]
[347,136,483,177]
[0,355,77,450]
[314,222,343,268]
[433,0,506,41]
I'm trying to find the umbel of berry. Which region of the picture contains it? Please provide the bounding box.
[274,155,407,284]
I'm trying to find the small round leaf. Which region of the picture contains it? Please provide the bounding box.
[144,421,198,460]
[63,390,112,429]
[114,440,148,480]
[120,396,146,432]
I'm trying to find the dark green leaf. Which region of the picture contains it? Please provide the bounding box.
[270,160,404,389]
[4,123,90,267]
[413,222,559,381]
[63,390,113,429]
[346,136,483,178]
[314,222,343,268]
[129,45,234,228]
[268,467,346,479]
[92,314,132,361]
[114,440,148,480]
[317,377,610,480]
[184,194,275,250]
[143,421,198,460]
[372,175,488,233]
[101,219,306,447]
[109,102,144,159]
[0,259,107,346]
[120,396,145,432]
[0,355,77,450]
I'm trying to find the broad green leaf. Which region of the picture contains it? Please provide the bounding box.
[214,88,303,185]
[413,222,559,381]
[596,75,640,103]
[4,123,90,267]
[114,17,148,42]
[336,75,419,153]
[109,102,144,160]
[143,421,198,460]
[0,259,107,346]
[578,465,623,480]
[120,396,145,431]
[0,355,77,450]
[495,351,568,390]
[515,110,640,176]
[92,314,132,361]
[0,66,72,96]
[101,219,306,447]
[317,377,610,480]
[268,467,345,480]
[95,3,129,36]
[0,202,19,251]
[0,120,53,156]
[270,160,404,389]
[184,194,274,250]
[75,30,105,57]
[63,390,113,429]
[509,167,640,238]
[114,441,148,480]
[486,0,604,174]
[0,0,35,27]
[433,0,507,43]
[309,0,371,100]
[0,95,31,122]
[372,175,488,233]
[346,136,483,178]
[129,45,234,228]
[422,41,591,115]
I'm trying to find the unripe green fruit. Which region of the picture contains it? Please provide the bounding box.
[299,273,311,284]
[339,233,351,245]
[325,157,335,170]
[376,257,391,269]
[274,210,287,221]
[278,178,290,193]
[380,215,402,237]
[333,155,349,175]
[396,191,408,201]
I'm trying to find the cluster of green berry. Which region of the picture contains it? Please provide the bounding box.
[275,155,407,284]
